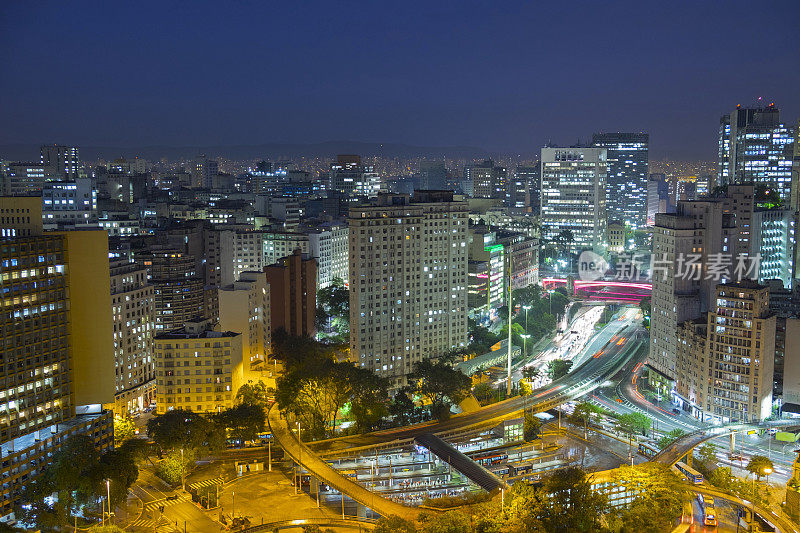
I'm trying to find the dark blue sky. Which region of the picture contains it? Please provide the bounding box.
[1,1,798,159]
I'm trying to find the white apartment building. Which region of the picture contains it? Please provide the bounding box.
[308,223,349,288]
[349,191,468,387]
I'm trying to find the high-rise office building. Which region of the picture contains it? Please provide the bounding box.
[540,147,607,252]
[465,160,508,204]
[41,177,97,224]
[706,281,775,422]
[514,165,540,214]
[592,133,649,228]
[0,209,114,519]
[419,161,448,190]
[349,191,468,387]
[718,104,794,201]
[191,154,219,189]
[264,249,317,338]
[40,144,79,179]
[329,155,382,197]
[110,259,156,415]
[154,319,244,414]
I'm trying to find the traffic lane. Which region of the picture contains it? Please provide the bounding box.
[159,500,221,533]
[308,319,642,452]
[358,324,641,442]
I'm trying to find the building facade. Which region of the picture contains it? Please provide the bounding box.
[540,147,607,252]
[110,259,156,415]
[264,249,317,338]
[592,133,649,228]
[307,223,349,288]
[218,271,271,369]
[718,104,794,201]
[349,191,468,387]
[137,248,205,332]
[154,320,244,414]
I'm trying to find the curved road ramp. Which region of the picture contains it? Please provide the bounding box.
[267,404,420,520]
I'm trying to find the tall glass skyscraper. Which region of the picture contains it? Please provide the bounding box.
[718,104,794,201]
[592,132,649,228]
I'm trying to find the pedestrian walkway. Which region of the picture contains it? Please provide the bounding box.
[414,433,506,492]
[187,476,223,491]
[142,493,192,513]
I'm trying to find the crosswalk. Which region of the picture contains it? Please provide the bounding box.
[128,495,192,531]
[143,494,192,512]
[187,476,223,491]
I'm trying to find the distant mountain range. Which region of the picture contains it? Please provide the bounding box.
[0,141,495,162]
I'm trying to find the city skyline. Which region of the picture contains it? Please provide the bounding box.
[2,1,799,159]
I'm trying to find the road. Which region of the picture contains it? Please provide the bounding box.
[310,308,646,453]
[126,466,222,533]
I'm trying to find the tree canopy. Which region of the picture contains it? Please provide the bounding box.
[145,408,224,452]
[408,359,472,420]
[546,359,572,381]
[746,455,774,480]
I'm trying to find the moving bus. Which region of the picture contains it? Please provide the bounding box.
[675,461,703,484]
[703,496,717,527]
[637,442,658,459]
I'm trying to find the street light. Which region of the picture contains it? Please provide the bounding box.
[105,479,110,526]
[180,448,185,491]
[522,304,531,332]
[520,334,531,357]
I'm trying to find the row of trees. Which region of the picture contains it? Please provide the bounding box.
[374,464,686,533]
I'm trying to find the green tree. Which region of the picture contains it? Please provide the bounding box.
[113,415,136,446]
[155,448,195,485]
[569,401,603,439]
[615,412,650,436]
[217,403,266,442]
[522,366,540,383]
[656,429,685,450]
[408,360,472,420]
[235,380,270,407]
[375,515,417,533]
[146,409,223,453]
[316,278,350,340]
[19,435,104,526]
[348,366,389,432]
[546,359,573,381]
[99,446,139,507]
[418,510,471,533]
[524,412,541,442]
[473,382,495,404]
[388,387,417,426]
[467,318,502,354]
[612,463,689,533]
[696,443,717,468]
[638,297,651,317]
[276,357,354,438]
[539,467,607,533]
[746,455,774,480]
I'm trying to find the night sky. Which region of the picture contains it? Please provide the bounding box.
[1,1,798,159]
